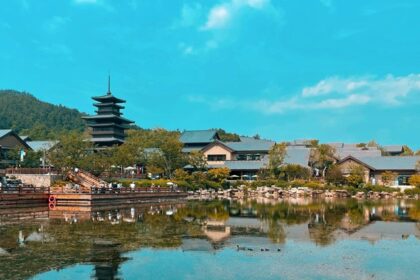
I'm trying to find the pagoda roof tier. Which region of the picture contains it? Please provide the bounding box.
[93,102,125,109]
[82,114,134,124]
[90,137,125,143]
[92,94,126,103]
[88,123,130,129]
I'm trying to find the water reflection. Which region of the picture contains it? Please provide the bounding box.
[0,198,419,279]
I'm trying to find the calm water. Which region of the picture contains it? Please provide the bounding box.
[1,198,420,280]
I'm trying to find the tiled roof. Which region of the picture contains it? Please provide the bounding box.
[20,135,30,141]
[27,141,58,152]
[337,149,382,159]
[345,156,420,171]
[224,139,275,152]
[182,147,203,153]
[284,147,311,167]
[382,145,404,153]
[180,130,218,144]
[0,129,12,138]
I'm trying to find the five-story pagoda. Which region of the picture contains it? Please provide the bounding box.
[83,78,134,147]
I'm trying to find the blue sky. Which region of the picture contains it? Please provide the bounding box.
[1,0,420,149]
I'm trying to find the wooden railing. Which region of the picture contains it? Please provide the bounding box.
[90,186,177,194]
[6,168,58,175]
[0,185,50,194]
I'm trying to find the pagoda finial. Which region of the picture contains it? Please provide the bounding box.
[107,74,111,95]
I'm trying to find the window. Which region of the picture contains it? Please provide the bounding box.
[237,154,246,161]
[398,176,410,186]
[236,154,261,161]
[207,154,226,161]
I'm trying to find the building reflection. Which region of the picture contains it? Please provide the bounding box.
[0,198,420,279]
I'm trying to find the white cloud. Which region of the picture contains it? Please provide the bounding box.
[301,74,420,105]
[187,74,420,114]
[262,74,420,113]
[203,5,231,30]
[202,0,269,30]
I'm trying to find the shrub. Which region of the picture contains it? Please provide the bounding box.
[404,188,420,196]
[363,184,397,193]
[207,168,230,182]
[408,175,420,187]
[381,171,398,186]
[303,181,323,189]
[290,179,306,188]
[325,165,345,185]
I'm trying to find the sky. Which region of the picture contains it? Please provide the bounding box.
[0,0,419,149]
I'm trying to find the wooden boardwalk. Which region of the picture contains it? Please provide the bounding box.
[50,190,188,207]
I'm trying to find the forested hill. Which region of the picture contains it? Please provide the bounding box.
[0,90,86,139]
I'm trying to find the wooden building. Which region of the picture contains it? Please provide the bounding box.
[82,78,133,147]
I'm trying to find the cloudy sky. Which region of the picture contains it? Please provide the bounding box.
[1,0,420,148]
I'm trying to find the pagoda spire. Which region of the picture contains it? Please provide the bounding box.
[107,75,111,95]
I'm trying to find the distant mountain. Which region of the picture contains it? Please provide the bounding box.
[0,90,86,140]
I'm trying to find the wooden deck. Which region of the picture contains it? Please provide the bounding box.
[0,184,187,208]
[50,190,188,207]
[0,186,50,208]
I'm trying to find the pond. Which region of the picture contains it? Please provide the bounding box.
[0,198,419,280]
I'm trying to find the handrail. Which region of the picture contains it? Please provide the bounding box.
[0,185,50,194]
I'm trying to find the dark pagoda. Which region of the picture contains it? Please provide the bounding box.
[82,77,134,147]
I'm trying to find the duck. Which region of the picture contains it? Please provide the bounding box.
[236,245,246,251]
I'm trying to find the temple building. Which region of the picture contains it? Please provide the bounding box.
[82,78,133,147]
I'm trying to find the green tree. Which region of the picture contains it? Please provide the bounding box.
[280,164,311,181]
[402,145,414,156]
[207,168,230,182]
[381,171,398,186]
[20,150,43,168]
[268,143,287,178]
[187,150,207,171]
[346,165,365,187]
[173,169,190,181]
[367,140,379,148]
[309,144,336,177]
[408,175,420,187]
[215,128,240,142]
[47,132,92,171]
[325,165,345,186]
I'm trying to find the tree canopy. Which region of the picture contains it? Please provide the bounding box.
[0,90,86,139]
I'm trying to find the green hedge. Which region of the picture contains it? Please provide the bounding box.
[404,188,420,196]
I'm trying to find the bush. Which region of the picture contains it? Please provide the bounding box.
[290,179,306,188]
[404,188,420,196]
[303,181,324,189]
[325,165,345,185]
[408,175,420,187]
[363,184,397,193]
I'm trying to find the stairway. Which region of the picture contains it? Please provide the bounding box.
[66,169,107,192]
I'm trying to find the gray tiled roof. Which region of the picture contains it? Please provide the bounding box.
[26,141,58,152]
[337,149,382,159]
[224,139,275,152]
[180,130,218,144]
[382,145,404,153]
[352,156,420,171]
[182,147,202,153]
[284,147,311,167]
[0,129,12,138]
